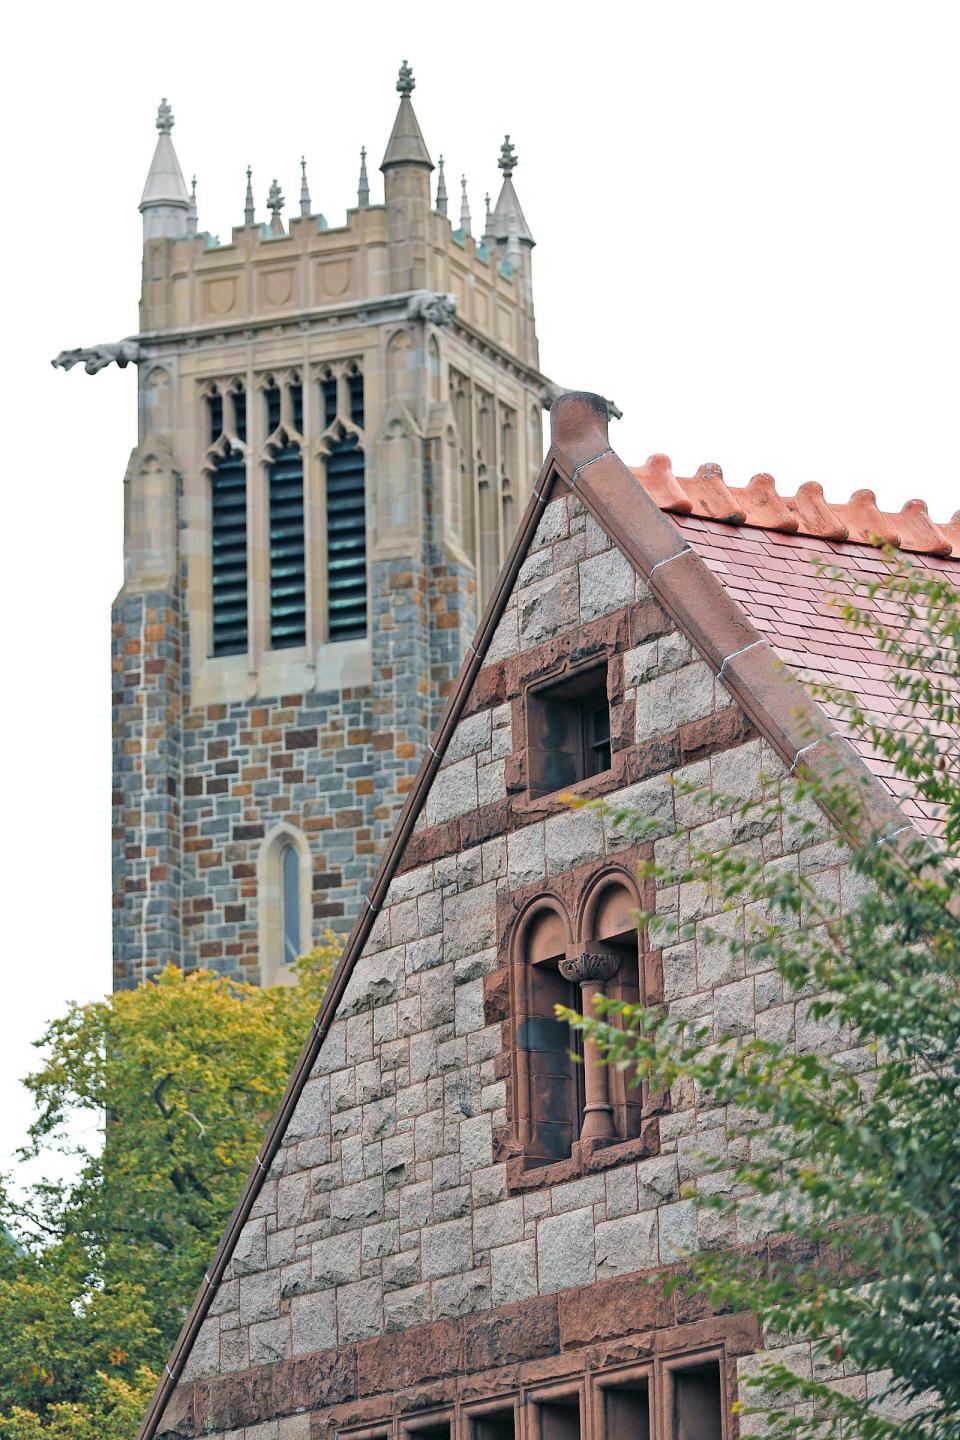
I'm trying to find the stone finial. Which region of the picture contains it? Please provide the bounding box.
[483,192,493,239]
[397,59,415,96]
[460,175,472,237]
[156,97,174,133]
[267,178,284,235]
[357,146,370,207]
[186,176,198,236]
[498,134,517,179]
[244,166,255,226]
[436,155,448,216]
[299,156,311,217]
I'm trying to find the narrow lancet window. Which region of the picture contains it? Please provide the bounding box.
[281,843,301,965]
[326,435,368,641]
[210,444,248,656]
[268,438,306,649]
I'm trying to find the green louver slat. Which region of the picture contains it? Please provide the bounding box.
[325,437,367,641]
[211,447,248,656]
[269,444,306,649]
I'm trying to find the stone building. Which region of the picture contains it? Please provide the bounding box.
[138,392,958,1440]
[55,67,552,989]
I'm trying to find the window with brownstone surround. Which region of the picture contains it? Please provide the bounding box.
[488,850,664,1189]
[335,1352,726,1440]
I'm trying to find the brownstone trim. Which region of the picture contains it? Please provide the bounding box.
[157,1265,763,1439]
[142,393,915,1440]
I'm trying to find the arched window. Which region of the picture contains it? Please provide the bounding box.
[281,842,301,964]
[258,823,312,986]
[581,873,644,1141]
[514,903,583,1165]
[326,433,367,640]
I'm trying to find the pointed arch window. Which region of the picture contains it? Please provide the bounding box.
[281,842,301,964]
[265,377,306,650]
[325,433,367,641]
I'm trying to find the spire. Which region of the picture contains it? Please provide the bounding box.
[139,97,189,239]
[483,192,493,245]
[299,156,311,217]
[381,60,433,171]
[436,155,448,216]
[244,166,255,226]
[460,175,472,237]
[186,176,198,236]
[357,147,370,207]
[490,133,534,246]
[267,179,285,235]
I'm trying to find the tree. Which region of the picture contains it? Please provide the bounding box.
[0,939,339,1438]
[565,555,960,1440]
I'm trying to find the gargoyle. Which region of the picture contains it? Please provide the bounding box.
[405,292,457,327]
[51,339,141,375]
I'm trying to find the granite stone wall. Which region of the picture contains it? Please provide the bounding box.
[159,487,860,1435]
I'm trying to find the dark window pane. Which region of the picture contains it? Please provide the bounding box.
[321,376,338,427]
[233,389,247,442]
[266,384,281,433]
[291,383,303,434]
[672,1364,723,1440]
[527,666,611,795]
[347,371,364,428]
[208,393,223,444]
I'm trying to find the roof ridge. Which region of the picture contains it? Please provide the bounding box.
[630,457,960,557]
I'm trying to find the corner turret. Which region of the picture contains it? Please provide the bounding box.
[139,99,189,241]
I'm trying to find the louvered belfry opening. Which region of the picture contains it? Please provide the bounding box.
[268,439,307,649]
[210,428,249,657]
[325,433,368,641]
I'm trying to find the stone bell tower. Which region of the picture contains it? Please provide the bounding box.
[53,66,553,990]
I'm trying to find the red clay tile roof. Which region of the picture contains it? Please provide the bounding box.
[631,457,960,835]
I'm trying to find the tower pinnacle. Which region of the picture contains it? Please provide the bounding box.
[140,96,189,240]
[357,147,370,207]
[490,134,534,247]
[267,179,285,235]
[436,155,448,216]
[460,176,472,237]
[187,176,198,236]
[244,166,255,226]
[381,59,433,171]
[498,135,517,179]
[299,157,311,217]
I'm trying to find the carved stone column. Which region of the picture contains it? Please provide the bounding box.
[559,949,622,1141]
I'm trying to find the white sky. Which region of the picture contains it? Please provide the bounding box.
[2,0,958,1188]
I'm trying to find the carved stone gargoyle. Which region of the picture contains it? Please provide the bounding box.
[51,339,141,375]
[405,292,457,327]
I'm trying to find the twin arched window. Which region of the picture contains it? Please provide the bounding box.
[513,872,644,1167]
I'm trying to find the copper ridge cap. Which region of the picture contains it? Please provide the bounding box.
[629,457,960,558]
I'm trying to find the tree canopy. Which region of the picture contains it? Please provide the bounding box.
[0,940,338,1439]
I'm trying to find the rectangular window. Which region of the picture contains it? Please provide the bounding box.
[604,1382,651,1440]
[527,665,611,797]
[535,1397,581,1440]
[669,1363,723,1440]
[471,1410,515,1440]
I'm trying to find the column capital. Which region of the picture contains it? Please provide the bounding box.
[559,949,621,986]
